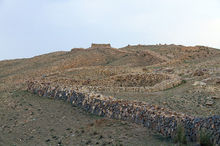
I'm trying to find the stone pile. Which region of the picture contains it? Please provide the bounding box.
[27,81,220,145]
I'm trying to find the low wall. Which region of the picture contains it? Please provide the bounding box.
[27,81,220,145]
[84,75,182,93]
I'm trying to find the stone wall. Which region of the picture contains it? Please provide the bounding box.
[27,81,220,145]
[85,74,183,93]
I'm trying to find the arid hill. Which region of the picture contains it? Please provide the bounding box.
[1,44,220,145]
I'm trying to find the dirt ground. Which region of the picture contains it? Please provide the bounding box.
[0,90,177,146]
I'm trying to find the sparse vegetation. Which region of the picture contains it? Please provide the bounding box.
[174,124,187,144]
[199,129,213,146]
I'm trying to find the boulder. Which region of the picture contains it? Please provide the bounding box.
[193,69,207,76]
[216,79,220,85]
[205,100,214,106]
[212,96,220,99]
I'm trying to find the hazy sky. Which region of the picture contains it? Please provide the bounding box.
[0,0,220,60]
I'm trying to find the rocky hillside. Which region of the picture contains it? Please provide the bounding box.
[1,44,220,116]
[1,43,220,145]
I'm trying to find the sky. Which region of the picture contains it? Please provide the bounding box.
[0,0,220,60]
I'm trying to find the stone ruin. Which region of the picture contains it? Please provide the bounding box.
[70,48,84,52]
[90,43,112,49]
[70,44,112,51]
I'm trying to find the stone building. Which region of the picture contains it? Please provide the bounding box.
[90,43,111,49]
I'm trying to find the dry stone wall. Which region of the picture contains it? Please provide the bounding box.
[27,81,220,145]
[85,74,183,93]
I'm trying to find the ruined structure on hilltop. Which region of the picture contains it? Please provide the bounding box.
[90,43,112,49]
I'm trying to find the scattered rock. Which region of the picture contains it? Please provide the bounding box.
[163,68,174,73]
[193,69,207,76]
[216,79,220,84]
[52,135,58,140]
[86,140,92,145]
[193,81,206,86]
[58,140,62,145]
[28,136,34,140]
[212,96,220,99]
[163,102,167,105]
[205,100,214,106]
[66,128,71,131]
[93,131,98,135]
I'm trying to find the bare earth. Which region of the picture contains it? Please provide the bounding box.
[0,90,173,146]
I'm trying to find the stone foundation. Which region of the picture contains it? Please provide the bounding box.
[27,81,220,145]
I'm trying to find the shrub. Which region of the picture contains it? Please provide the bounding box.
[174,125,187,144]
[199,129,213,146]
